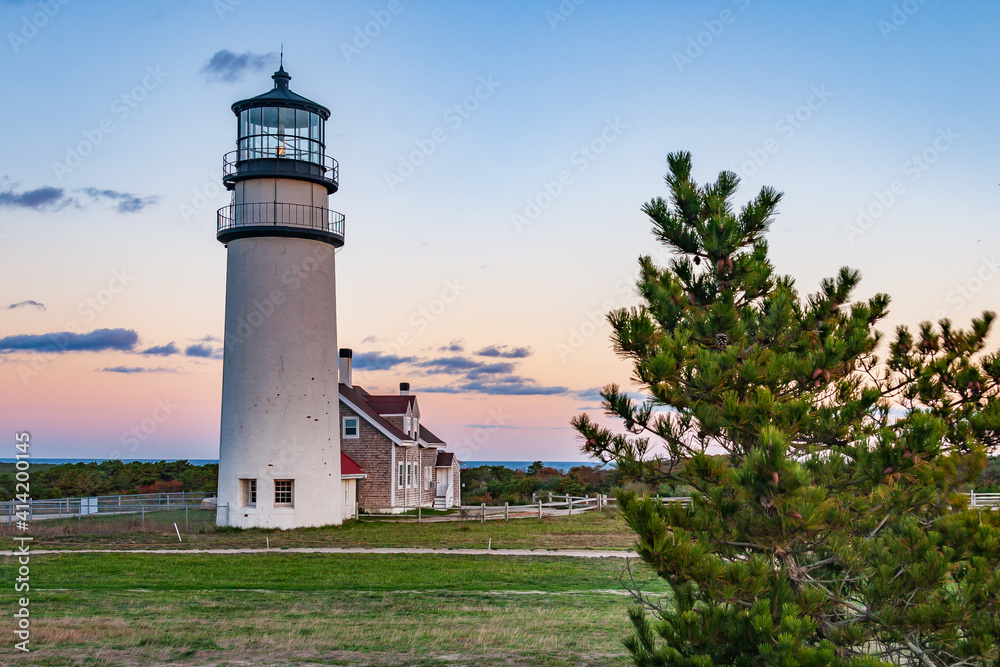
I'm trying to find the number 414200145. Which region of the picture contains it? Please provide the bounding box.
[14,432,31,505]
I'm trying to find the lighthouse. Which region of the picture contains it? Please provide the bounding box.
[215,64,345,528]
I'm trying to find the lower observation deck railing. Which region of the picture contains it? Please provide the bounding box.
[217,202,345,240]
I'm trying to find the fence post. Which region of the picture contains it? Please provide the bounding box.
[504,502,509,522]
[971,491,976,508]
[185,506,189,532]
[538,500,542,518]
[481,502,486,523]
[141,505,145,525]
[418,505,422,523]
[569,498,573,516]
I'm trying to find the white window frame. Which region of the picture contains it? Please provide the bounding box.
[406,462,413,488]
[342,416,359,439]
[240,478,257,508]
[274,479,294,507]
[397,462,404,489]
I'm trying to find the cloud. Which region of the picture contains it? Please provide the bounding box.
[353,351,418,371]
[201,50,278,83]
[439,339,464,352]
[78,188,159,214]
[101,366,176,374]
[0,184,75,211]
[476,345,532,358]
[142,342,179,356]
[0,182,158,214]
[361,335,379,344]
[0,328,138,353]
[423,374,569,396]
[185,344,214,358]
[415,356,516,375]
[8,300,45,311]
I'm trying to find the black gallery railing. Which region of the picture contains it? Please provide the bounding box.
[217,202,345,239]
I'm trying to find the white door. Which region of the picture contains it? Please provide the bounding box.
[435,468,449,497]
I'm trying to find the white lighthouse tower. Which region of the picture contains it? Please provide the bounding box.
[215,64,345,529]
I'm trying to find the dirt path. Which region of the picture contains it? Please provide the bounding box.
[0,546,638,557]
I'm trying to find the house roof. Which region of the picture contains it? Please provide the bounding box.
[420,425,446,446]
[341,452,364,477]
[339,383,415,445]
[435,451,455,467]
[366,394,415,415]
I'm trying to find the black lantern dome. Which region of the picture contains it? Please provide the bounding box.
[222,66,339,193]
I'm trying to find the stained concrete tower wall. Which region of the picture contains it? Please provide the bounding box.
[216,230,341,529]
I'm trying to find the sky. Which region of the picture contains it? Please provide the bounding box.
[1,0,998,463]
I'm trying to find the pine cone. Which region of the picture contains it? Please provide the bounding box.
[715,333,729,348]
[883,466,894,475]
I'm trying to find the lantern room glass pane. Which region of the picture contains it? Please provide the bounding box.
[310,113,320,142]
[278,108,294,134]
[262,107,278,133]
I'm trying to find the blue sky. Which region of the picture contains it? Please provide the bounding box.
[1,0,998,461]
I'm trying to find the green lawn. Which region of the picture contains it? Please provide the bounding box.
[10,507,637,551]
[0,552,663,666]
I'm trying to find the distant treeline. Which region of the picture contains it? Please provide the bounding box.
[3,455,996,503]
[0,460,218,500]
[462,456,1000,505]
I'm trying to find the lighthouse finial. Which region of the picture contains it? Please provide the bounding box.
[280,44,283,68]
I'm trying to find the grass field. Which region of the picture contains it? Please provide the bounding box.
[0,551,663,666]
[6,508,637,551]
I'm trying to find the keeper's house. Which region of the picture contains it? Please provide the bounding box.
[338,349,461,512]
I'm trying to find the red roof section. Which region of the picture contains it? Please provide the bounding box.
[339,383,413,443]
[341,452,364,476]
[420,425,446,445]
[366,394,415,414]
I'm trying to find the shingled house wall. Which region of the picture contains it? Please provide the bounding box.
[338,403,394,510]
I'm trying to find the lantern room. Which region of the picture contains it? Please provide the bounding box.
[222,65,339,193]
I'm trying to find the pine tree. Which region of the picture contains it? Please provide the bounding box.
[573,152,1000,665]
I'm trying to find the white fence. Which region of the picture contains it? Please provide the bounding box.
[0,492,216,524]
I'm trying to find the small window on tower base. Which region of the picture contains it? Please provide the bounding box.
[240,478,257,508]
[274,480,294,506]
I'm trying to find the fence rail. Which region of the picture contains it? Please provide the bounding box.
[1,492,216,523]
[3,490,996,526]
